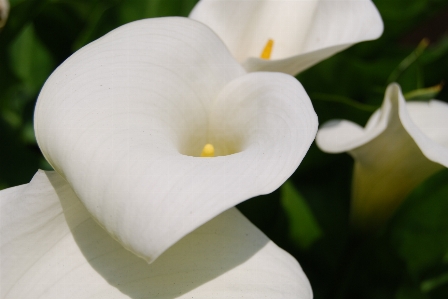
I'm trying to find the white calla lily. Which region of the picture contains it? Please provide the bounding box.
[316,83,448,230]
[189,0,383,75]
[34,17,318,264]
[1,170,312,298]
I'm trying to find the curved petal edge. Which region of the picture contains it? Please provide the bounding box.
[34,17,317,262]
[316,83,448,230]
[1,170,312,299]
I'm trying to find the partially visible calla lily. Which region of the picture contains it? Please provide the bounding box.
[34,17,318,263]
[0,0,9,28]
[1,170,312,298]
[189,0,383,75]
[316,83,448,230]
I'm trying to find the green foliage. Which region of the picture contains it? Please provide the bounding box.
[9,24,54,93]
[404,84,443,101]
[391,169,448,283]
[280,181,322,249]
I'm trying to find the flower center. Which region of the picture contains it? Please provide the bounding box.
[260,39,274,60]
[200,143,215,157]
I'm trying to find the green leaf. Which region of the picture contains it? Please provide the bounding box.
[390,169,448,276]
[280,181,323,250]
[404,84,443,101]
[9,24,55,93]
[421,272,448,293]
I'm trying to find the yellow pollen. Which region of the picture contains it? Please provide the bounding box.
[200,143,215,157]
[260,39,274,60]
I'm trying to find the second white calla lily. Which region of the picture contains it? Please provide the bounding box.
[316,83,448,230]
[34,17,318,263]
[189,0,384,75]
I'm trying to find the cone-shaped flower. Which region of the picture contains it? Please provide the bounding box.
[189,0,383,75]
[316,83,448,231]
[34,17,318,264]
[1,170,312,298]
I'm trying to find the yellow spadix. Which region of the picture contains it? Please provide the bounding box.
[200,143,215,157]
[260,39,274,60]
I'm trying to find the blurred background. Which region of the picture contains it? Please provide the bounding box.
[1,0,447,298]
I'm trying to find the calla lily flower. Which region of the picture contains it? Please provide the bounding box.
[34,16,317,263]
[1,17,318,296]
[1,170,312,298]
[316,83,448,230]
[189,0,384,75]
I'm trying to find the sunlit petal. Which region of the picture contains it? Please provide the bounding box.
[35,17,317,262]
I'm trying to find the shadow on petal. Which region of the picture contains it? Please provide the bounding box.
[50,172,270,298]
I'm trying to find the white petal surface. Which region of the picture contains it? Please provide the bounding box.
[406,100,448,148]
[35,17,318,262]
[190,0,383,75]
[1,171,312,299]
[316,84,448,230]
[315,119,366,153]
[400,99,448,167]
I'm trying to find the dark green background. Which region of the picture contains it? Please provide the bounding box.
[1,0,447,298]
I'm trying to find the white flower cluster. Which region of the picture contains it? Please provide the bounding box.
[5,0,445,298]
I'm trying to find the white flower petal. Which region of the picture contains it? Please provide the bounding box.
[316,83,448,230]
[190,0,383,75]
[315,119,366,153]
[1,171,312,299]
[399,99,448,167]
[35,17,317,262]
